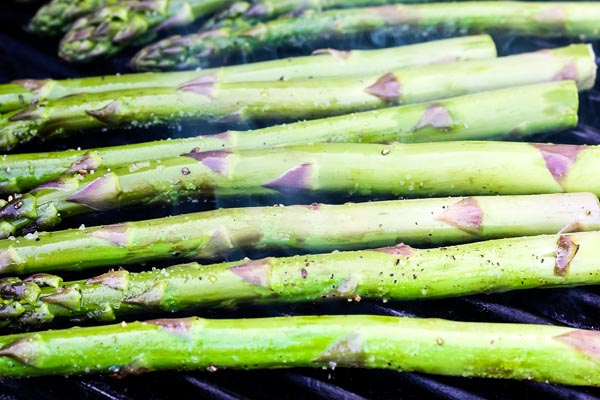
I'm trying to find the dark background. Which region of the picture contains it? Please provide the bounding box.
[3,2,600,399]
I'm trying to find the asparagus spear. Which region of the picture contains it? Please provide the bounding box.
[0,35,496,114]
[2,140,600,237]
[201,0,401,31]
[27,0,118,36]
[58,0,238,62]
[1,314,600,385]
[2,44,592,151]
[132,1,600,70]
[241,0,458,20]
[2,229,600,327]
[1,192,596,276]
[0,81,578,195]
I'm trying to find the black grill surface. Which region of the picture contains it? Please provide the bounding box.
[3,3,600,399]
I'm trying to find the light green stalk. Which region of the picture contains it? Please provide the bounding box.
[201,0,442,30]
[242,0,474,19]
[0,314,599,386]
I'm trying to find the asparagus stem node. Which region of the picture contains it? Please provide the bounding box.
[1,44,593,151]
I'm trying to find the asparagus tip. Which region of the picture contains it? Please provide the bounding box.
[131,31,226,71]
[58,4,157,62]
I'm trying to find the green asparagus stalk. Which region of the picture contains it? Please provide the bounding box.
[58,0,237,62]
[2,44,592,151]
[200,0,406,31]
[131,1,600,70]
[0,81,578,195]
[27,0,118,36]
[242,0,461,19]
[204,0,559,30]
[0,192,596,276]
[2,140,600,237]
[0,229,598,326]
[1,314,600,385]
[0,35,496,114]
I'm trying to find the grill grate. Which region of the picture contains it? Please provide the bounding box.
[3,2,600,399]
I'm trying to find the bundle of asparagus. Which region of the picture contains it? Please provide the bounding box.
[0,81,578,194]
[0,35,496,114]
[51,0,430,61]
[1,43,593,151]
[26,0,509,62]
[4,6,600,388]
[132,1,600,70]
